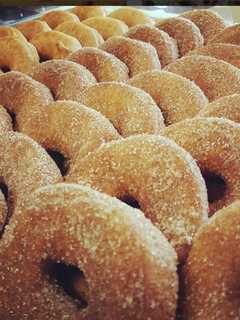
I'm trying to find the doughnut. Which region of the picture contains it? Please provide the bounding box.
[30,31,81,60]
[16,20,51,40]
[129,70,208,125]
[0,190,7,233]
[181,9,226,43]
[165,55,240,101]
[82,17,128,40]
[0,36,39,75]
[77,82,164,136]
[209,24,240,45]
[41,10,79,29]
[109,7,153,27]
[0,71,53,134]
[0,132,61,225]
[67,135,208,262]
[164,117,240,215]
[0,105,12,133]
[33,59,96,101]
[198,94,240,124]
[0,183,178,319]
[55,21,104,47]
[23,100,120,176]
[0,26,26,41]
[182,201,240,320]
[187,43,240,69]
[71,6,106,20]
[68,47,129,82]
[126,24,179,67]
[156,17,204,56]
[101,36,161,77]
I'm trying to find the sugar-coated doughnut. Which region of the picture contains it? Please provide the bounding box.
[0,183,178,319]
[129,70,208,125]
[16,20,51,40]
[0,26,26,41]
[68,47,129,82]
[67,135,208,262]
[182,201,240,320]
[0,190,7,234]
[165,117,240,215]
[188,43,240,69]
[198,94,240,124]
[55,21,104,47]
[0,36,39,75]
[109,7,153,27]
[30,31,81,60]
[77,82,164,136]
[0,71,53,134]
[126,24,179,67]
[156,17,204,56]
[101,36,161,77]
[82,16,128,40]
[71,6,106,20]
[41,10,79,29]
[23,100,120,176]
[181,9,226,43]
[165,55,240,101]
[0,105,12,133]
[33,59,96,101]
[209,24,240,45]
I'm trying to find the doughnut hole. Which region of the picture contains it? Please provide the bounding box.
[47,149,69,176]
[118,194,141,209]
[0,65,10,73]
[201,169,226,205]
[6,110,17,130]
[42,259,89,309]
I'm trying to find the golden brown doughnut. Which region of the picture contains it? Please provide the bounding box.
[165,55,240,101]
[67,135,208,262]
[181,9,226,43]
[156,17,204,56]
[33,59,96,101]
[82,16,128,40]
[209,23,240,45]
[68,47,129,82]
[23,100,120,176]
[55,21,104,47]
[77,82,164,136]
[0,36,39,75]
[16,20,51,40]
[109,7,153,27]
[41,10,79,29]
[71,5,106,20]
[182,201,240,320]
[129,70,208,125]
[30,31,81,60]
[101,36,161,77]
[0,190,7,233]
[0,26,26,41]
[0,183,178,319]
[164,117,240,215]
[0,105,12,133]
[126,24,179,67]
[198,94,240,123]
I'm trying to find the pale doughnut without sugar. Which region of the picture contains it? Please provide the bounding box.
[0,26,26,41]
[126,24,179,67]
[33,59,96,101]
[182,201,240,320]
[129,70,208,125]
[77,82,164,136]
[181,9,226,43]
[67,135,208,262]
[82,16,128,40]
[164,117,240,215]
[68,47,129,82]
[71,6,106,20]
[30,31,81,60]
[101,36,161,77]
[41,10,79,29]
[55,21,104,47]
[109,7,153,27]
[0,183,178,319]
[209,24,240,45]
[165,55,240,101]
[16,20,51,40]
[156,17,204,56]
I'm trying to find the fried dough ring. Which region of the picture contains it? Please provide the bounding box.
[129,70,208,125]
[165,55,240,101]
[209,23,240,45]
[77,82,164,136]
[0,183,178,319]
[71,6,106,20]
[109,7,153,27]
[16,20,51,40]
[41,10,79,29]
[0,26,26,41]
[68,47,129,82]
[67,135,208,262]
